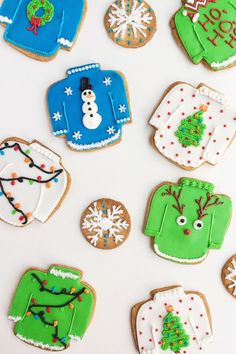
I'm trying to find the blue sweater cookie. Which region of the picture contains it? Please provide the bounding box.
[0,0,86,60]
[47,63,131,151]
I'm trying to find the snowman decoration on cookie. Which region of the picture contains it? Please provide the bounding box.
[80,78,102,130]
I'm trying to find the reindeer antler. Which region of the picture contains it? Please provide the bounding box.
[196,192,224,220]
[162,186,185,214]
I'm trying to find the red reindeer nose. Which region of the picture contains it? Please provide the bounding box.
[184,229,191,236]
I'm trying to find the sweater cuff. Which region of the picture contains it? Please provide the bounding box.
[8,315,22,322]
[30,143,61,164]
[0,15,12,24]
[153,287,185,302]
[69,335,81,342]
[58,38,73,48]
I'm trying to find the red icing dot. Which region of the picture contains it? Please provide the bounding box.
[217,152,220,155]
[14,146,19,151]
[220,110,224,113]
[155,329,158,332]
[182,112,185,116]
[42,280,48,285]
[184,322,187,325]
[11,181,15,186]
[171,142,174,145]
[149,338,152,342]
[167,125,171,129]
[162,146,166,149]
[142,317,145,321]
[223,124,227,128]
[209,116,212,120]
[157,115,160,118]
[191,297,194,300]
[207,102,210,105]
[167,101,171,104]
[53,338,58,343]
[201,146,205,150]
[196,326,199,329]
[206,332,209,336]
[160,134,163,138]
[37,176,42,181]
[179,299,183,303]
[176,153,179,157]
[168,112,171,116]
[213,139,216,143]
[193,337,196,341]
[189,308,192,311]
[159,315,162,318]
[180,88,184,92]
[208,132,212,136]
[192,94,196,98]
[227,138,230,141]
[164,303,167,306]
[46,307,51,313]
[176,311,179,314]
[194,106,197,110]
[199,157,203,160]
[139,331,142,335]
[187,160,191,164]
[187,151,191,154]
[141,347,144,350]
[149,307,152,310]
[200,314,203,317]
[181,99,184,102]
[233,117,236,121]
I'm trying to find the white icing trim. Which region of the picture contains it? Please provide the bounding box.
[68,335,81,342]
[153,287,185,302]
[30,143,60,163]
[53,129,68,136]
[116,117,130,124]
[154,244,208,264]
[225,258,236,295]
[67,64,100,76]
[67,129,121,151]
[199,86,228,106]
[0,15,12,24]
[0,212,24,227]
[211,54,236,69]
[16,334,63,351]
[57,38,73,48]
[141,349,158,354]
[8,316,22,322]
[49,268,79,280]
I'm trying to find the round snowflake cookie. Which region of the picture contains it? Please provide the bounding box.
[222,255,236,299]
[81,199,131,249]
[104,0,157,48]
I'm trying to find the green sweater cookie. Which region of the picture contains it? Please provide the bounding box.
[174,0,236,70]
[145,178,232,264]
[8,265,95,351]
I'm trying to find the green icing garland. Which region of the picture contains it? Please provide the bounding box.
[27,0,54,35]
[175,105,207,147]
[161,306,190,353]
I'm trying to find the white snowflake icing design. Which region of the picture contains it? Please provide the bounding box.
[103,77,112,86]
[107,126,115,135]
[52,112,62,121]
[226,258,236,296]
[82,202,129,246]
[118,104,127,113]
[64,87,73,96]
[72,131,82,140]
[108,0,153,39]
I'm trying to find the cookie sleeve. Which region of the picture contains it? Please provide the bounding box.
[208,194,232,249]
[203,117,236,165]
[68,288,95,341]
[186,293,213,348]
[8,270,33,322]
[107,71,131,125]
[0,0,19,24]
[48,82,69,137]
[57,0,86,49]
[174,10,205,64]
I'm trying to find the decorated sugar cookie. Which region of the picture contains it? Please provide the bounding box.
[48,63,131,151]
[104,0,157,48]
[131,286,213,354]
[145,178,232,264]
[0,0,87,61]
[172,0,236,70]
[8,265,95,351]
[0,138,70,227]
[150,82,236,170]
[81,199,131,249]
[222,255,236,299]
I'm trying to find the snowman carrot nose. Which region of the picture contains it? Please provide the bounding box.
[184,229,191,236]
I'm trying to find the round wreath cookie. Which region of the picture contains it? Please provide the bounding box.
[172,0,236,70]
[8,265,96,351]
[222,255,236,299]
[104,0,157,48]
[81,198,131,249]
[131,286,213,354]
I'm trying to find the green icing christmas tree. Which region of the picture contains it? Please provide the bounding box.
[161,306,190,353]
[175,105,207,147]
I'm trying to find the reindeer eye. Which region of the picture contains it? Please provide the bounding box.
[176,216,187,226]
[193,220,203,230]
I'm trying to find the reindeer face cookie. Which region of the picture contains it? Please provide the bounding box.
[222,255,236,299]
[81,199,131,250]
[145,178,232,264]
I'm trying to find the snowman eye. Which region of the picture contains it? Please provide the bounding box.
[176,216,187,226]
[88,91,92,94]
[193,220,203,230]
[83,92,87,96]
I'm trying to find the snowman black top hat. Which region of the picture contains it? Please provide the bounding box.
[80,77,93,91]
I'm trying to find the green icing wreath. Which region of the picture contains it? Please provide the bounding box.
[27,0,54,35]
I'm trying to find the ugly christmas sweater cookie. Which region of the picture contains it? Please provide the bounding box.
[172,0,236,70]
[8,265,95,351]
[81,198,131,249]
[131,286,213,354]
[144,178,232,264]
[222,255,236,299]
[48,63,131,151]
[150,82,236,170]
[0,0,87,61]
[104,0,157,48]
[0,138,70,227]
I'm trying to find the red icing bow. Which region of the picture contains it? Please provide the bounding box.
[27,17,41,35]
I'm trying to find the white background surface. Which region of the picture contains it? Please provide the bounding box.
[0,1,236,353]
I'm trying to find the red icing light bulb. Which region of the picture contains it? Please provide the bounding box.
[184,229,191,236]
